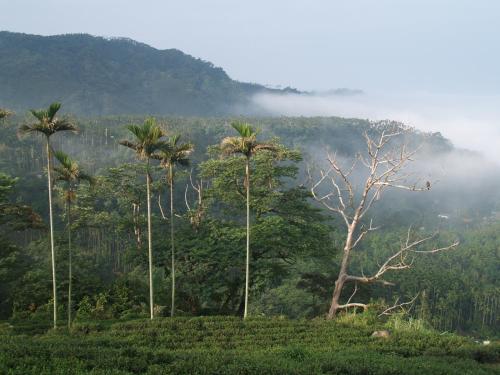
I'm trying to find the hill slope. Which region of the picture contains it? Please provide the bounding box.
[0,31,286,116]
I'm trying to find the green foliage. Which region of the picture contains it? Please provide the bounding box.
[0,113,499,334]
[0,316,498,374]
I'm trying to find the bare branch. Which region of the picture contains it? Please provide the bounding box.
[184,183,191,211]
[346,282,358,306]
[336,302,368,311]
[347,229,458,289]
[378,293,419,317]
[157,194,168,221]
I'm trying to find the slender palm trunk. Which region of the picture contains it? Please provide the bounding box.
[67,198,72,329]
[169,164,175,317]
[46,137,57,328]
[146,162,154,320]
[244,157,250,319]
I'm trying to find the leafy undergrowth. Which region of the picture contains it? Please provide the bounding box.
[0,316,498,374]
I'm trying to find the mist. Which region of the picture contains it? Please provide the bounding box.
[252,91,500,163]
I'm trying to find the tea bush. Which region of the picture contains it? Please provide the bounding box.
[0,316,498,374]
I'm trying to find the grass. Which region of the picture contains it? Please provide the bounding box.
[0,316,499,374]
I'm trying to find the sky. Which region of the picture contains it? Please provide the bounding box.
[2,0,500,158]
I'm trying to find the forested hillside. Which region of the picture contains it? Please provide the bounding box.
[0,32,295,116]
[0,111,498,336]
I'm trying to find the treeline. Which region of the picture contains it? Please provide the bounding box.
[0,106,498,336]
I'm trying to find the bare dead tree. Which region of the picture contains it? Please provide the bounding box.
[309,126,459,319]
[184,169,207,230]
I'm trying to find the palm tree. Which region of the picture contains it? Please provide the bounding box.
[18,102,77,329]
[120,118,164,320]
[154,135,193,317]
[220,122,277,319]
[53,151,93,329]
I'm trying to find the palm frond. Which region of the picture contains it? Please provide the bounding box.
[17,124,37,137]
[254,143,278,153]
[170,134,181,146]
[119,140,139,151]
[231,121,255,138]
[53,166,72,181]
[125,125,144,141]
[78,172,95,185]
[220,136,244,156]
[47,102,62,121]
[29,109,47,122]
[53,119,78,133]
[53,150,73,170]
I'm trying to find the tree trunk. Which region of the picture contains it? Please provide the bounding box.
[146,162,154,320]
[169,164,175,317]
[46,137,57,329]
[67,198,72,329]
[244,157,250,319]
[327,226,354,319]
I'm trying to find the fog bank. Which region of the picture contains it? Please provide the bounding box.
[252,91,500,162]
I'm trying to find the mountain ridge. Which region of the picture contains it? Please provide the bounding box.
[0,31,290,116]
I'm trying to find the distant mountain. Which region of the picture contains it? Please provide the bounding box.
[0,31,284,116]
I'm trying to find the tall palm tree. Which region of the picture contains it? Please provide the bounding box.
[154,135,193,317]
[120,118,164,320]
[53,151,93,329]
[220,122,277,319]
[18,102,77,329]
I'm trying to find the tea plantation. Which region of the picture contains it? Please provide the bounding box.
[0,316,498,374]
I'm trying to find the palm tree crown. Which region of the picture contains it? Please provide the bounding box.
[54,150,94,192]
[18,103,77,137]
[120,118,165,159]
[221,122,277,158]
[154,135,194,171]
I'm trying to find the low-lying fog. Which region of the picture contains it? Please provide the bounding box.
[252,90,500,220]
[252,91,500,163]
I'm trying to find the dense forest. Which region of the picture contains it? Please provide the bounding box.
[0,106,498,337]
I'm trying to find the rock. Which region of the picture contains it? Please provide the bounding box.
[371,330,391,339]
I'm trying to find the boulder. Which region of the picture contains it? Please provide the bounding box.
[371,330,391,339]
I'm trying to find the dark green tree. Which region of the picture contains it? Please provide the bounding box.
[0,173,42,317]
